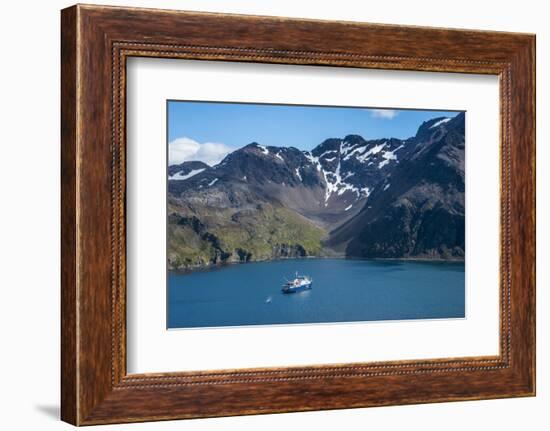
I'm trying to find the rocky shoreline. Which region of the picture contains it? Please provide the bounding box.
[169,253,465,275]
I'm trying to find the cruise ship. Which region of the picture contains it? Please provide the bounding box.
[282,272,313,293]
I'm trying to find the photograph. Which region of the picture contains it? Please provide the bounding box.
[166,101,466,329]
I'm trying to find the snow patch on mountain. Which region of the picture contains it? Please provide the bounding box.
[340,140,358,155]
[343,145,368,161]
[430,118,451,129]
[378,144,405,169]
[318,150,338,159]
[169,168,205,180]
[356,142,387,163]
[322,159,371,205]
[257,144,269,155]
[344,172,355,179]
[304,152,322,172]
[322,162,341,203]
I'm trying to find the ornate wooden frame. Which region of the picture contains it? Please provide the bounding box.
[61,4,536,425]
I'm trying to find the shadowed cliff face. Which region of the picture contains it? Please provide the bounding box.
[167,113,465,270]
[328,113,465,259]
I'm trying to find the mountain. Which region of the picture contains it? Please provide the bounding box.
[167,113,465,270]
[328,113,465,258]
[168,161,209,180]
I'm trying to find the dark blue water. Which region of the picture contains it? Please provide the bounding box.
[168,259,465,329]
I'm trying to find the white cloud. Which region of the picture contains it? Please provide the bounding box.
[369,109,398,119]
[169,137,233,166]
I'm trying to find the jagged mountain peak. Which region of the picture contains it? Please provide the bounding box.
[343,134,367,143]
[240,142,271,154]
[168,160,209,180]
[311,138,342,158]
[414,113,461,142]
[235,142,304,162]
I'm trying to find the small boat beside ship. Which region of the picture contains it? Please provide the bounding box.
[282,272,313,293]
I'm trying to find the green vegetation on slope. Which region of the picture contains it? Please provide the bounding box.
[168,203,326,271]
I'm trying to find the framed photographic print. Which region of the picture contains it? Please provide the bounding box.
[61,4,536,425]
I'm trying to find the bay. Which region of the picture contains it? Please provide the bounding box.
[168,258,465,329]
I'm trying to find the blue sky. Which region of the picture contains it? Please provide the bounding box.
[167,100,461,166]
